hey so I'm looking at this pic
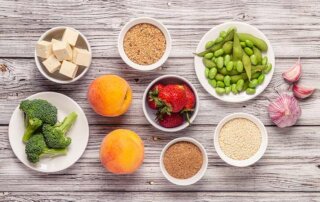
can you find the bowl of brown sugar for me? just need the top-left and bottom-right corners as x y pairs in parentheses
(160, 137), (208, 186)
(118, 17), (172, 71)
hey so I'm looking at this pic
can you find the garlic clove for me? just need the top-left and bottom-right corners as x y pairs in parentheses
(282, 58), (302, 83)
(293, 84), (315, 99)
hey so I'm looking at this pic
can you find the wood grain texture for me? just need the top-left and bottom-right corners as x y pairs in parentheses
(1, 192), (320, 202)
(0, 58), (319, 126)
(0, 0), (320, 58)
(1, 125), (319, 192)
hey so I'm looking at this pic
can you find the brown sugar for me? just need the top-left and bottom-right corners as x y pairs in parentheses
(123, 23), (166, 65)
(163, 141), (203, 179)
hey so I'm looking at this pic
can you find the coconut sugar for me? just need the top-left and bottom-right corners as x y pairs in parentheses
(219, 118), (261, 160)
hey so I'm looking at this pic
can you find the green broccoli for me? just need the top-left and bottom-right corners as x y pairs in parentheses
(25, 133), (67, 163)
(20, 99), (58, 142)
(43, 112), (78, 149)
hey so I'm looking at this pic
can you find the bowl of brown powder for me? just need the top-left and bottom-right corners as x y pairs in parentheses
(118, 17), (172, 71)
(160, 137), (208, 186)
(214, 113), (268, 167)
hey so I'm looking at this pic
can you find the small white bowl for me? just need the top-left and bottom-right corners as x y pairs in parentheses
(142, 75), (199, 132)
(118, 17), (172, 71)
(214, 113), (268, 167)
(160, 137), (208, 186)
(35, 26), (92, 84)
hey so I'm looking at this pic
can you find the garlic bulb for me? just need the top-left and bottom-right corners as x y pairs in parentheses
(282, 58), (302, 83)
(268, 94), (301, 128)
(293, 84), (315, 99)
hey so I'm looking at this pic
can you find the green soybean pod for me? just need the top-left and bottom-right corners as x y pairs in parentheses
(236, 79), (244, 91)
(203, 58), (216, 69)
(205, 68), (209, 78)
(220, 31), (227, 38)
(242, 53), (252, 81)
(222, 41), (233, 54)
(196, 49), (210, 57)
(236, 60), (244, 73)
(229, 69), (239, 76)
(205, 41), (215, 49)
(225, 86), (231, 94)
(253, 46), (262, 64)
(224, 54), (231, 66)
(216, 56), (224, 69)
(226, 61), (234, 71)
(217, 81), (225, 88)
(208, 67), (218, 79)
(231, 84), (238, 94)
(245, 40), (254, 48)
(246, 88), (256, 95)
(224, 75), (231, 87)
(251, 65), (266, 73)
(219, 67), (227, 75)
(215, 87), (225, 95)
(262, 56), (268, 65)
(230, 75), (242, 83)
(211, 56), (216, 62)
(214, 49), (224, 57)
(240, 41), (246, 48)
(257, 74), (265, 84)
(209, 79), (217, 88)
(204, 52), (214, 59)
(249, 79), (259, 88)
(252, 72), (261, 79)
(243, 80), (249, 91)
(264, 63), (272, 74)
(250, 55), (258, 65)
(215, 37), (224, 44)
(215, 73), (224, 81)
(233, 33), (243, 61)
(238, 33), (268, 51)
(244, 47), (253, 56)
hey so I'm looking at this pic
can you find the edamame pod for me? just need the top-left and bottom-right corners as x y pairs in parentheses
(257, 74), (265, 84)
(264, 63), (272, 74)
(230, 74), (246, 83)
(262, 56), (268, 65)
(242, 53), (252, 80)
(224, 75), (231, 87)
(225, 86), (231, 94)
(240, 41), (246, 48)
(245, 40), (254, 48)
(214, 49), (224, 57)
(243, 80), (249, 91)
(238, 33), (268, 51)
(231, 84), (238, 94)
(215, 37), (223, 44)
(217, 81), (225, 88)
(226, 61), (234, 71)
(205, 68), (209, 78)
(215, 73), (224, 81)
(251, 65), (266, 73)
(236, 60), (244, 73)
(233, 33), (243, 61)
(244, 47), (253, 56)
(215, 87), (225, 95)
(253, 46), (262, 64)
(219, 67), (227, 75)
(208, 67), (218, 79)
(252, 72), (261, 79)
(220, 31), (227, 38)
(203, 58), (216, 69)
(204, 52), (214, 59)
(216, 57), (224, 69)
(236, 79), (244, 91)
(222, 41), (233, 54)
(224, 54), (231, 66)
(250, 55), (258, 65)
(246, 88), (256, 95)
(209, 79), (217, 88)
(205, 41), (215, 49)
(249, 79), (259, 88)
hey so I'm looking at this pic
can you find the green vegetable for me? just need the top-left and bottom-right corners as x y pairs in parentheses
(25, 133), (67, 163)
(22, 118), (42, 144)
(240, 41), (246, 48)
(215, 87), (225, 95)
(205, 41), (215, 49)
(203, 58), (216, 69)
(204, 52), (214, 59)
(214, 49), (224, 57)
(250, 55), (258, 65)
(253, 46), (262, 64)
(238, 33), (268, 51)
(252, 72), (261, 79)
(233, 33), (243, 61)
(224, 54), (231, 66)
(251, 65), (266, 73)
(231, 84), (238, 94)
(225, 86), (231, 94)
(243, 80), (249, 91)
(249, 79), (259, 88)
(222, 41), (233, 54)
(244, 47), (253, 56)
(230, 74), (244, 83)
(236, 60), (243, 72)
(226, 61), (234, 71)
(205, 68), (209, 78)
(257, 74), (265, 84)
(262, 56), (268, 65)
(219, 67), (227, 75)
(208, 79), (217, 87)
(264, 63), (272, 74)
(217, 81), (225, 88)
(208, 68), (218, 79)
(242, 53), (252, 80)
(215, 36), (224, 44)
(220, 31), (227, 38)
(224, 75), (231, 87)
(43, 112), (78, 149)
(246, 88), (256, 95)
(236, 79), (244, 91)
(216, 57), (224, 69)
(245, 40), (254, 48)
(215, 73), (224, 81)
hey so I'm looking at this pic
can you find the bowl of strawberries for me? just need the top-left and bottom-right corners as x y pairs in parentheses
(142, 75), (199, 132)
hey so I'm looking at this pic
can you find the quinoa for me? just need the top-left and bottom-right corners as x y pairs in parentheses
(123, 23), (166, 65)
(219, 118), (261, 160)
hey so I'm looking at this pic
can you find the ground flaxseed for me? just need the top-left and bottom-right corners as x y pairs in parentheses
(123, 23), (166, 65)
(219, 118), (261, 160)
(163, 141), (203, 179)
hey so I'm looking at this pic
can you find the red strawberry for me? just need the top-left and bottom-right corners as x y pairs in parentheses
(147, 84), (165, 110)
(158, 84), (187, 113)
(183, 84), (195, 110)
(159, 113), (184, 128)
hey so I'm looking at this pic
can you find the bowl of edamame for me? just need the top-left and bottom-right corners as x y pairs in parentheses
(194, 21), (275, 102)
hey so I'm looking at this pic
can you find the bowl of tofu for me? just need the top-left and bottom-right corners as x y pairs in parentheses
(35, 26), (92, 84)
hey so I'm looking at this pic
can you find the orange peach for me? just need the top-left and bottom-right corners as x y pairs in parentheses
(88, 75), (132, 117)
(100, 129), (144, 174)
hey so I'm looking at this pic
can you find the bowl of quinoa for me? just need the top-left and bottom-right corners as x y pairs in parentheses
(118, 17), (172, 71)
(214, 113), (268, 167)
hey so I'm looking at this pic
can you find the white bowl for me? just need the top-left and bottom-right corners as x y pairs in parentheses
(142, 75), (199, 132)
(194, 21), (275, 102)
(214, 113), (268, 167)
(35, 26), (92, 84)
(118, 17), (172, 71)
(8, 92), (90, 173)
(160, 137), (208, 186)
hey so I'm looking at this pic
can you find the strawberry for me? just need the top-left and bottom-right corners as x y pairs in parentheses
(147, 84), (164, 110)
(183, 84), (195, 110)
(158, 113), (184, 128)
(158, 84), (187, 113)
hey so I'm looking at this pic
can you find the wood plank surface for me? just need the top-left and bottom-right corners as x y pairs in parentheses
(0, 0), (320, 58)
(0, 58), (319, 126)
(1, 125), (319, 192)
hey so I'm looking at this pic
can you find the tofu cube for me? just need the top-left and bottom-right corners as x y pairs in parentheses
(51, 38), (60, 44)
(36, 41), (52, 58)
(59, 60), (78, 79)
(52, 41), (73, 61)
(62, 28), (79, 46)
(42, 55), (61, 73)
(72, 48), (91, 67)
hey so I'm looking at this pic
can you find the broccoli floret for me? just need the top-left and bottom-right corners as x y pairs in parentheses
(25, 133), (67, 163)
(20, 99), (58, 126)
(22, 118), (42, 143)
(43, 112), (77, 149)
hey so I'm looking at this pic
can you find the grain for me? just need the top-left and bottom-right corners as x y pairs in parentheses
(123, 23), (166, 65)
(219, 118), (261, 160)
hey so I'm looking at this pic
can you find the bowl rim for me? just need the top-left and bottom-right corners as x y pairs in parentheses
(160, 137), (208, 186)
(34, 26), (92, 84)
(213, 112), (268, 167)
(118, 17), (172, 71)
(194, 21), (275, 103)
(142, 74), (199, 132)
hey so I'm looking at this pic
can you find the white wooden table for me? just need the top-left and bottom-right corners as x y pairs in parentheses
(0, 0), (319, 201)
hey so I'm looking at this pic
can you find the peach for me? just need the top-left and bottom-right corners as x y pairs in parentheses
(88, 75), (132, 117)
(100, 129), (144, 174)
